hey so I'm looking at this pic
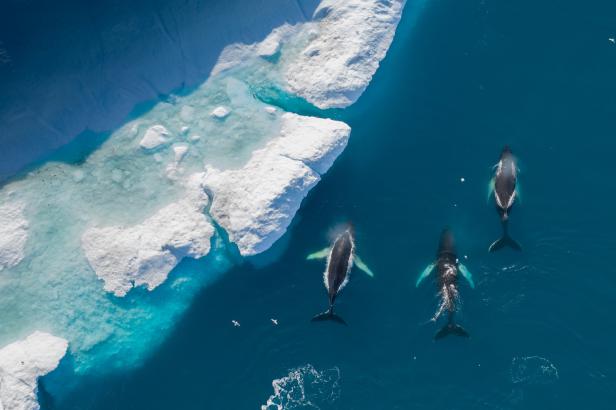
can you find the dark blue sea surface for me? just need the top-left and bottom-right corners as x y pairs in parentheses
(43, 0), (616, 408)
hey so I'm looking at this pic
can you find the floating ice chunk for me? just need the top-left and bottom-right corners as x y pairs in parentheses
(211, 106), (231, 119)
(173, 144), (189, 163)
(0, 200), (28, 271)
(203, 113), (350, 256)
(189, 135), (201, 142)
(180, 126), (190, 135)
(0, 332), (68, 410)
(284, 0), (406, 109)
(264, 106), (277, 115)
(139, 125), (171, 150)
(82, 174), (214, 296)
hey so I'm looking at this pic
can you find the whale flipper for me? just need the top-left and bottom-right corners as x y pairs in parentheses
(489, 235), (522, 252)
(416, 262), (435, 287)
(458, 264), (475, 289)
(515, 184), (522, 204)
(434, 323), (469, 340)
(306, 247), (330, 260)
(353, 255), (374, 277)
(311, 308), (347, 325)
(487, 177), (495, 203)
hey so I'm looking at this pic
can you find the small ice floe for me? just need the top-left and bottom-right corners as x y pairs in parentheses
(609, 38), (615, 44)
(264, 106), (277, 115)
(211, 106), (231, 119)
(270, 318), (278, 325)
(232, 320), (240, 327)
(180, 126), (190, 135)
(460, 177), (465, 183)
(140, 125), (170, 150)
(464, 255), (468, 260)
(189, 135), (201, 142)
(173, 144), (189, 163)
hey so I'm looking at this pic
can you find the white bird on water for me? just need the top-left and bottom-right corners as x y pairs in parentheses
(232, 320), (240, 327)
(270, 318), (278, 325)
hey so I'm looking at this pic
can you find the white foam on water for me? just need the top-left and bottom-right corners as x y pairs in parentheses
(261, 364), (341, 410)
(511, 356), (559, 385)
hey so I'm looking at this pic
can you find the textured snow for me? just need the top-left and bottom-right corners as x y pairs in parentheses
(82, 174), (214, 297)
(203, 113), (350, 255)
(139, 125), (171, 150)
(284, 0), (406, 108)
(0, 200), (28, 271)
(0, 332), (68, 410)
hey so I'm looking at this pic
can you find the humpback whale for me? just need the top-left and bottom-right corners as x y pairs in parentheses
(488, 146), (522, 252)
(416, 229), (474, 339)
(307, 225), (373, 325)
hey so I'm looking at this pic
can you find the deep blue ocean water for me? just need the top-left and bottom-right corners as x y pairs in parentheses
(30, 0), (616, 408)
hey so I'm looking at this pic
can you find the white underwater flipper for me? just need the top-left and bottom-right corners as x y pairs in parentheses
(353, 255), (374, 277)
(458, 263), (475, 289)
(487, 177), (495, 203)
(416, 262), (435, 287)
(306, 247), (330, 260)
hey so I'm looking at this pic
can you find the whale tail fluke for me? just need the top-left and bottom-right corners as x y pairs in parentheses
(434, 323), (469, 340)
(311, 308), (347, 325)
(489, 234), (522, 252)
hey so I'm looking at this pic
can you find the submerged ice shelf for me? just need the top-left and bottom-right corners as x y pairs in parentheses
(0, 0), (412, 407)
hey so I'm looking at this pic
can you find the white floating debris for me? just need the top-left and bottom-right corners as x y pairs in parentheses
(173, 144), (189, 163)
(609, 38), (615, 44)
(464, 255), (468, 260)
(460, 177), (465, 182)
(140, 124), (171, 150)
(271, 318), (278, 325)
(232, 320), (240, 327)
(211, 106), (231, 119)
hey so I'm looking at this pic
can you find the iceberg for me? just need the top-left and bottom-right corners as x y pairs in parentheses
(204, 113), (350, 256)
(283, 0), (407, 109)
(0, 0), (417, 406)
(82, 174), (215, 297)
(0, 332), (68, 410)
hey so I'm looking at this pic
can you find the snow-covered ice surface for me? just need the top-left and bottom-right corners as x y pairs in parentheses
(0, 0), (415, 406)
(0, 332), (68, 410)
(204, 113), (349, 256)
(0, 199), (28, 271)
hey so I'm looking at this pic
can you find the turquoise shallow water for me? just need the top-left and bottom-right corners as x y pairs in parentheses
(8, 0), (616, 408)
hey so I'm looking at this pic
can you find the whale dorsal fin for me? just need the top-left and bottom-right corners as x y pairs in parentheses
(416, 262), (435, 287)
(458, 263), (475, 289)
(306, 247), (330, 260)
(353, 255), (374, 277)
